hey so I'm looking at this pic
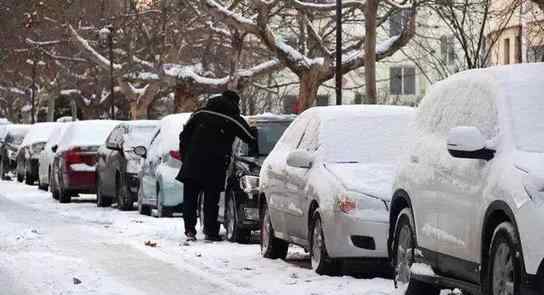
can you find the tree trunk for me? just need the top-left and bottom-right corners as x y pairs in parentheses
(365, 0), (378, 105)
(174, 86), (200, 113)
(297, 72), (321, 112)
(129, 102), (149, 119)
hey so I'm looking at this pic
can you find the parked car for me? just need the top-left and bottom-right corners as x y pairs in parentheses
(0, 124), (31, 180)
(136, 113), (192, 217)
(216, 114), (295, 243)
(389, 63), (544, 295)
(50, 120), (119, 203)
(38, 123), (71, 190)
(258, 105), (415, 275)
(15, 122), (61, 185)
(96, 120), (158, 210)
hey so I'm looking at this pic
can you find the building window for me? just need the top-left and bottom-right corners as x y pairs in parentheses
(514, 35), (522, 63)
(503, 38), (511, 65)
(316, 95), (329, 106)
(390, 66), (416, 95)
(528, 45), (544, 62)
(440, 35), (456, 65)
(389, 10), (410, 37)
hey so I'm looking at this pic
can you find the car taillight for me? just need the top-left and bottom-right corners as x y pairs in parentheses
(169, 150), (181, 161)
(338, 197), (357, 214)
(65, 148), (82, 164)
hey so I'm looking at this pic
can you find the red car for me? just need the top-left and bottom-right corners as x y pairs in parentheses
(50, 120), (119, 203)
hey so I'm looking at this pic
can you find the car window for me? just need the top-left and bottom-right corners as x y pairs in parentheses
(107, 126), (125, 146)
(147, 130), (161, 161)
(297, 117), (320, 152)
(279, 112), (311, 150)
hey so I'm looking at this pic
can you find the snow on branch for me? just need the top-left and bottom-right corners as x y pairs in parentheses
(383, 0), (413, 9)
(68, 25), (122, 72)
(205, 0), (259, 34)
(0, 85), (26, 96)
(292, 0), (366, 11)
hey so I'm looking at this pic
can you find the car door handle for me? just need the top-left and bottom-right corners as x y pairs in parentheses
(410, 155), (419, 164)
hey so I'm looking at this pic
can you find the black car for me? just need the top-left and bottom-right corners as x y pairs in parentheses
(217, 114), (294, 243)
(96, 121), (158, 210)
(0, 125), (30, 180)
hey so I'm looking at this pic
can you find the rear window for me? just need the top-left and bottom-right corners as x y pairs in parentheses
(58, 121), (119, 152)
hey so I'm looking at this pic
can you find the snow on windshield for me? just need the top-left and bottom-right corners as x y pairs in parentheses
(319, 106), (415, 163)
(3, 125), (31, 145)
(45, 123), (71, 152)
(124, 122), (158, 148)
(20, 122), (61, 147)
(159, 113), (192, 154)
(57, 120), (119, 152)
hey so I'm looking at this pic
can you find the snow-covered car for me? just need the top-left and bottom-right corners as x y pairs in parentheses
(259, 105), (415, 275)
(15, 122), (61, 185)
(216, 114), (294, 243)
(38, 123), (71, 191)
(50, 120), (119, 203)
(96, 120), (158, 210)
(389, 63), (544, 295)
(0, 124), (31, 180)
(135, 113), (192, 217)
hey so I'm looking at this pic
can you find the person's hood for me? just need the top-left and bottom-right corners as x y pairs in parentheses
(325, 162), (397, 201)
(205, 96), (240, 117)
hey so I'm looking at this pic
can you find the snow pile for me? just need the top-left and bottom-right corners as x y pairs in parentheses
(57, 120), (120, 152)
(410, 263), (436, 277)
(19, 122), (61, 148)
(422, 224), (465, 247)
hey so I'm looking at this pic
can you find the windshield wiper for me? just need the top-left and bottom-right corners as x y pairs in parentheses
(334, 161), (359, 164)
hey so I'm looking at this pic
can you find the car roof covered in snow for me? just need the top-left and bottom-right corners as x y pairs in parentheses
(19, 122), (62, 148)
(246, 113), (296, 123)
(1, 124), (31, 140)
(57, 120), (120, 152)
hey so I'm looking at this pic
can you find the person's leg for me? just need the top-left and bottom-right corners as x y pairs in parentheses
(182, 180), (200, 238)
(203, 188), (221, 238)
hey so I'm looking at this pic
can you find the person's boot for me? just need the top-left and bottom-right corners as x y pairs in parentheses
(186, 232), (197, 242)
(204, 234), (223, 242)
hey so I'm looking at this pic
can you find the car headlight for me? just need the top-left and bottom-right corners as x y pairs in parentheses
(337, 191), (389, 216)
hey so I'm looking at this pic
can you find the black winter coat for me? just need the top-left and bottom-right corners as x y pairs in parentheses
(175, 96), (256, 190)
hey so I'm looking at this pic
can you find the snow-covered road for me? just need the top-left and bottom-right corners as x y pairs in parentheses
(0, 180), (401, 295)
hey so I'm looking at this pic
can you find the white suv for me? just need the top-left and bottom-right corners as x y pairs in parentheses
(389, 63), (543, 295)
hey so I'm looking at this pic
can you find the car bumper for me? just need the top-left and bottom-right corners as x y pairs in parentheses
(237, 193), (260, 230)
(64, 172), (96, 193)
(158, 165), (183, 207)
(323, 211), (389, 259)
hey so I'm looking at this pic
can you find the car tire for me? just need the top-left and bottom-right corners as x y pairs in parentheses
(50, 170), (59, 200)
(225, 191), (251, 243)
(310, 211), (340, 275)
(38, 179), (48, 191)
(138, 186), (151, 216)
(116, 174), (132, 211)
(58, 181), (72, 204)
(260, 202), (288, 259)
(487, 222), (522, 295)
(393, 208), (440, 295)
(24, 160), (33, 185)
(96, 174), (112, 207)
(16, 170), (24, 182)
(156, 183), (172, 218)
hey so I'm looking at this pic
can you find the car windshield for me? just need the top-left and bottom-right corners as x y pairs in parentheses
(256, 121), (292, 155)
(321, 113), (413, 164)
(125, 125), (157, 148)
(509, 90), (544, 153)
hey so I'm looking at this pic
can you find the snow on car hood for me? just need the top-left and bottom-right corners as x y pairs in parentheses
(325, 163), (396, 201)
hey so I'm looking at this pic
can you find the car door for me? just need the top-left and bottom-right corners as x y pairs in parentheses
(433, 88), (498, 280)
(283, 116), (320, 241)
(265, 113), (311, 239)
(102, 126), (123, 196)
(141, 130), (161, 205)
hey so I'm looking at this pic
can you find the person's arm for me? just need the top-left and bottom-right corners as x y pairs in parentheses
(179, 113), (198, 154)
(233, 115), (256, 144)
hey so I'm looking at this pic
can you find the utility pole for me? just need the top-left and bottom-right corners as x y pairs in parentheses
(31, 51), (36, 124)
(335, 0), (343, 106)
(100, 23), (115, 119)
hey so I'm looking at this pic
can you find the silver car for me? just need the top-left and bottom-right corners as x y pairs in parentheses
(259, 105), (415, 275)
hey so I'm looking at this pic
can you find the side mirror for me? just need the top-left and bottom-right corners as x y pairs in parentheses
(51, 145), (58, 153)
(133, 146), (147, 159)
(286, 150), (314, 169)
(447, 126), (495, 161)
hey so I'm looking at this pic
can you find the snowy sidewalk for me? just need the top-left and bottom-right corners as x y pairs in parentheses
(0, 180), (399, 295)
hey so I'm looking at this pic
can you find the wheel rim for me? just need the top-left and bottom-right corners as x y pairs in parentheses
(492, 242), (515, 295)
(311, 218), (323, 270)
(261, 208), (271, 253)
(395, 223), (413, 286)
(226, 197), (235, 239)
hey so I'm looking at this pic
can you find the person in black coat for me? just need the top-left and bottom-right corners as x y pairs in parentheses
(176, 90), (256, 241)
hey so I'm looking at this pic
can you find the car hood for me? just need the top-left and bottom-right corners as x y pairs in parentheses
(325, 163), (397, 201)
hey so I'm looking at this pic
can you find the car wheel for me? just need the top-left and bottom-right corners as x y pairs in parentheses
(260, 202), (288, 259)
(156, 183), (172, 218)
(96, 174), (112, 207)
(24, 160), (33, 185)
(487, 222), (521, 295)
(137, 184), (151, 216)
(58, 179), (72, 204)
(50, 170), (59, 200)
(310, 211), (339, 275)
(225, 191), (251, 243)
(393, 208), (440, 295)
(116, 175), (132, 211)
(38, 178), (48, 191)
(16, 168), (24, 182)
